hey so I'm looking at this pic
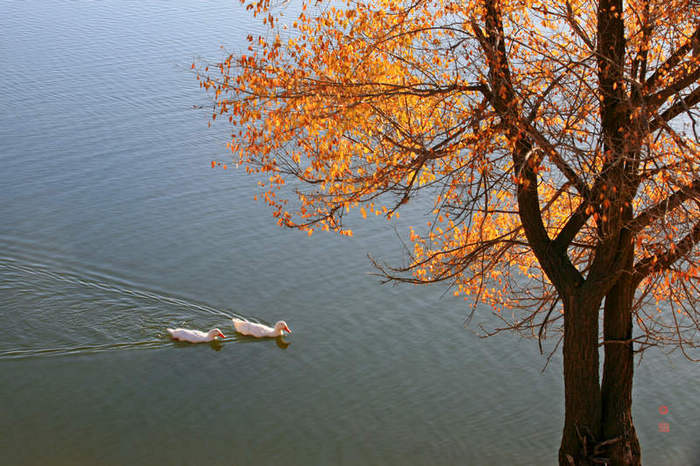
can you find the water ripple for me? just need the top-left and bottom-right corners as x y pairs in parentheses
(0, 255), (253, 359)
(0, 339), (166, 360)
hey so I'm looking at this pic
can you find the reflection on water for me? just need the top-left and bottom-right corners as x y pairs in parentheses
(276, 337), (291, 349)
(231, 333), (292, 348)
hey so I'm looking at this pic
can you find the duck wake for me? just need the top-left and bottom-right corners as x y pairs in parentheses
(0, 256), (249, 360)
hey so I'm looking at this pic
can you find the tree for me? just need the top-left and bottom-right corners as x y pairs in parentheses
(196, 0), (700, 464)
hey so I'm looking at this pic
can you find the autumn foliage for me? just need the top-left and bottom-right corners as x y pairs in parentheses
(197, 0), (699, 464)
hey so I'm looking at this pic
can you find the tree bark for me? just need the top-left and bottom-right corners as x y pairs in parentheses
(559, 294), (603, 466)
(601, 232), (642, 465)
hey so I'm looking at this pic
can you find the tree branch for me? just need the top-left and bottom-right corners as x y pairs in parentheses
(628, 178), (700, 235)
(646, 66), (700, 113)
(474, 1), (584, 295)
(645, 24), (700, 91)
(553, 201), (591, 252)
(633, 220), (700, 284)
(649, 86), (700, 132)
(564, 1), (595, 52)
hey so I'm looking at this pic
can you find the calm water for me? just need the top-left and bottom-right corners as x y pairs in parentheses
(0, 1), (697, 464)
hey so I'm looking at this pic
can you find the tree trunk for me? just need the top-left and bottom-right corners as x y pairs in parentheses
(601, 236), (641, 465)
(559, 294), (603, 465)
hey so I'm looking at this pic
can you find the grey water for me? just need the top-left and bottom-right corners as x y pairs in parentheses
(0, 1), (697, 464)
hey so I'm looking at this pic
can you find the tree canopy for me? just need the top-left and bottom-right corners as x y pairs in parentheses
(199, 0), (698, 351)
(197, 0), (699, 463)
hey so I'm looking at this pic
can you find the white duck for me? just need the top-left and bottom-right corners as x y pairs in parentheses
(167, 327), (225, 343)
(232, 318), (291, 338)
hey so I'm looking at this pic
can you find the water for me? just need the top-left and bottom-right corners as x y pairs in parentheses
(0, 1), (697, 464)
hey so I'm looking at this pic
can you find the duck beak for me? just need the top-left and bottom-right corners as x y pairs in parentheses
(219, 332), (226, 338)
(283, 325), (291, 334)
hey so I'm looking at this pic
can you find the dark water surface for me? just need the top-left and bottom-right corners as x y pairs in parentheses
(0, 1), (697, 464)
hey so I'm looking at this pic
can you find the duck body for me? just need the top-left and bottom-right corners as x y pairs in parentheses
(232, 318), (291, 338)
(167, 327), (225, 343)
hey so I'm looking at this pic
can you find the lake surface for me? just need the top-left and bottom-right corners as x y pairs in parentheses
(0, 1), (698, 464)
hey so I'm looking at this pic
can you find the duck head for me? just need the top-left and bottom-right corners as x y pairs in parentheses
(274, 321), (291, 335)
(208, 328), (226, 339)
